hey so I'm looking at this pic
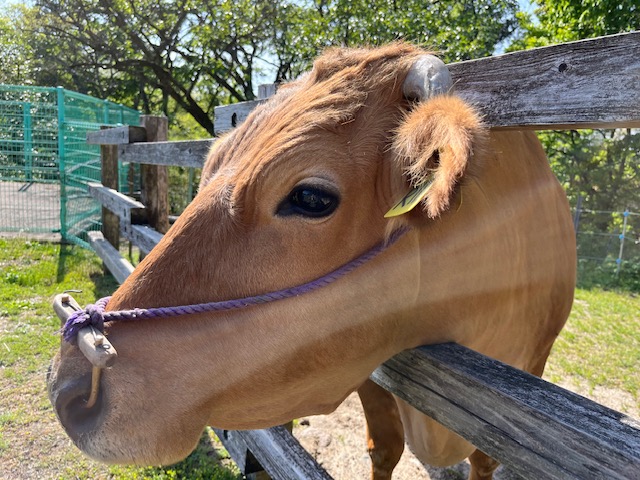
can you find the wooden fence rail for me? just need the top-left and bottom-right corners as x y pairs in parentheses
(372, 345), (640, 479)
(215, 31), (640, 134)
(84, 32), (640, 479)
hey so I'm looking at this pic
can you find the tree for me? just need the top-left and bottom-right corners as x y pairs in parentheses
(513, 0), (639, 48)
(0, 6), (35, 85)
(269, 0), (519, 75)
(539, 130), (640, 217)
(26, 0), (286, 134)
(9, 0), (521, 134)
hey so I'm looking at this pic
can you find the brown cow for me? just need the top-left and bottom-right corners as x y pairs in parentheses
(47, 44), (576, 480)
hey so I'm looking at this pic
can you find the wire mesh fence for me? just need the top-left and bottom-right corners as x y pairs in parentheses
(0, 85), (139, 246)
(0, 86), (60, 236)
(574, 208), (640, 290)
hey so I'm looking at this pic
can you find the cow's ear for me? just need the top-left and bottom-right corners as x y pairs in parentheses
(392, 94), (486, 218)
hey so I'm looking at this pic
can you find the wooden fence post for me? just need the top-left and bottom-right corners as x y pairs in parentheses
(140, 115), (170, 234)
(100, 127), (120, 251)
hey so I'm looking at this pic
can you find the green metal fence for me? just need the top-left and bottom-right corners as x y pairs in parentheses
(0, 85), (139, 247)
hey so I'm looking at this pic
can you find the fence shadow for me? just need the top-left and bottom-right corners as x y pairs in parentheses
(54, 242), (120, 298)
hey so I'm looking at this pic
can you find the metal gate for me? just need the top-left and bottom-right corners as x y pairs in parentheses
(0, 85), (139, 247)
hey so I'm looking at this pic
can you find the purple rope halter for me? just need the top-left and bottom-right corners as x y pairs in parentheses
(62, 227), (410, 343)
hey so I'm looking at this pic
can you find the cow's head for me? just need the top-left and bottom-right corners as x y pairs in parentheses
(48, 44), (485, 465)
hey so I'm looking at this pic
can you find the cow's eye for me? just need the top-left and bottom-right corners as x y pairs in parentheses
(277, 185), (339, 218)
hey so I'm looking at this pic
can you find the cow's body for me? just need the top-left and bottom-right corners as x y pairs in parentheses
(48, 44), (575, 480)
(361, 127), (576, 478)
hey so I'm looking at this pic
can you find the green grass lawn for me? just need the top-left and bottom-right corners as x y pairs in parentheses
(0, 237), (638, 479)
(545, 288), (640, 399)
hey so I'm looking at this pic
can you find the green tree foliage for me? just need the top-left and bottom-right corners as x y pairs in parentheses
(2, 0), (519, 134)
(513, 0), (639, 47)
(27, 0), (289, 134)
(309, 0), (518, 62)
(0, 6), (35, 85)
(539, 130), (640, 215)
(269, 0), (518, 79)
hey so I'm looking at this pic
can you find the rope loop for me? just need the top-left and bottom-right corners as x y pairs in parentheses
(61, 227), (410, 343)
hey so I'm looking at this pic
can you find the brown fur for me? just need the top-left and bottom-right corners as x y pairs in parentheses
(48, 44), (576, 479)
(393, 95), (487, 218)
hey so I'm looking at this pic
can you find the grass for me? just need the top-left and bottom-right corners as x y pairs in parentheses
(0, 238), (241, 480)
(0, 237), (638, 479)
(545, 288), (640, 398)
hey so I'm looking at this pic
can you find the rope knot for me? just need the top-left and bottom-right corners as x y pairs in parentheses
(61, 300), (107, 343)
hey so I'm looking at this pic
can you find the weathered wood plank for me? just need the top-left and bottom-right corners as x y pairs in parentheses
(123, 224), (163, 255)
(215, 101), (265, 134)
(87, 126), (147, 145)
(258, 84), (277, 100)
(372, 343), (640, 480)
(86, 180), (162, 255)
(118, 139), (212, 168)
(212, 428), (267, 475)
(87, 182), (144, 223)
(99, 132), (121, 250)
(215, 32), (640, 133)
(451, 31), (640, 130)
(87, 231), (134, 285)
(223, 426), (333, 480)
(139, 116), (170, 235)
(213, 426), (334, 479)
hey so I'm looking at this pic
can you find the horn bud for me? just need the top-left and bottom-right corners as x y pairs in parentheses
(403, 55), (453, 101)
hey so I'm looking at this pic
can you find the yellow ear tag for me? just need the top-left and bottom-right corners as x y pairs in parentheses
(384, 181), (433, 218)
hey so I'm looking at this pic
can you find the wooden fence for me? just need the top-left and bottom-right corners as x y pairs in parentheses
(85, 32), (640, 479)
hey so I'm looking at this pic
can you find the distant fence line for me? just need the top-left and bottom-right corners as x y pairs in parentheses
(573, 207), (639, 276)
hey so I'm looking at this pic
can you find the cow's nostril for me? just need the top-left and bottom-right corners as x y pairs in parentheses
(55, 373), (104, 443)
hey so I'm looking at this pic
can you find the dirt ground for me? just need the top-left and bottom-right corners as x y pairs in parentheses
(0, 181), (60, 234)
(293, 380), (639, 480)
(294, 392), (521, 480)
